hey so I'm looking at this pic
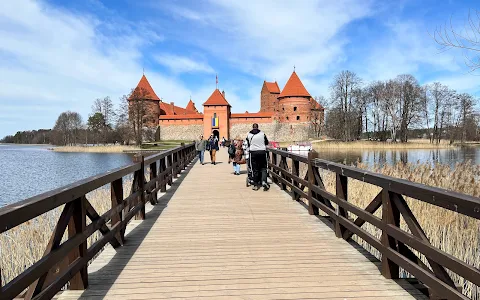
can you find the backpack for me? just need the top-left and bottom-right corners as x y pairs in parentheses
(228, 143), (236, 156)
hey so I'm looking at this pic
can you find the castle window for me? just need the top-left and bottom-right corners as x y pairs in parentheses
(294, 106), (297, 111)
(296, 116), (300, 121)
(282, 107), (285, 111)
(286, 116), (289, 120)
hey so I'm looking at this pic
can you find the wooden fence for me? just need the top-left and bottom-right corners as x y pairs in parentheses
(0, 143), (196, 300)
(268, 147), (480, 300)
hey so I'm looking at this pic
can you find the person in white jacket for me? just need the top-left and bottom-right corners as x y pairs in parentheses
(246, 123), (270, 191)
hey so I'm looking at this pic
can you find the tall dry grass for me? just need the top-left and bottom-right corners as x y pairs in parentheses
(310, 161), (480, 299)
(312, 140), (455, 149)
(52, 145), (139, 153)
(0, 180), (133, 289)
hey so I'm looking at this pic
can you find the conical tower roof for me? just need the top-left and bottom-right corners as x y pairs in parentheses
(203, 89), (230, 106)
(131, 74), (160, 101)
(279, 71), (311, 98)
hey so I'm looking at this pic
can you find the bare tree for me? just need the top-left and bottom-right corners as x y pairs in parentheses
(330, 70), (363, 141)
(125, 87), (156, 145)
(92, 97), (115, 143)
(457, 93), (475, 144)
(53, 111), (83, 145)
(432, 10), (480, 72)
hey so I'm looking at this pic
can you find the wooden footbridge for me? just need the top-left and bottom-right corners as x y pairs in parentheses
(1, 143), (479, 299)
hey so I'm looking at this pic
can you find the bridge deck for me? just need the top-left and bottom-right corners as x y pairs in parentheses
(59, 150), (426, 300)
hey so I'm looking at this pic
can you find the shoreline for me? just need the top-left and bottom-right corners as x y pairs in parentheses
(309, 140), (459, 149)
(51, 145), (140, 153)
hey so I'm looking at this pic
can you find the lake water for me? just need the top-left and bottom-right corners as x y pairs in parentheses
(312, 146), (480, 167)
(0, 144), (132, 206)
(1, 144), (479, 207)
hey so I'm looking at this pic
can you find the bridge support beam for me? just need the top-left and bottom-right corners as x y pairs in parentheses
(381, 189), (400, 279)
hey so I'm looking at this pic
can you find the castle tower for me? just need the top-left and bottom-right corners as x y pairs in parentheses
(260, 81), (280, 112)
(129, 74), (161, 127)
(203, 89), (231, 139)
(277, 71), (311, 123)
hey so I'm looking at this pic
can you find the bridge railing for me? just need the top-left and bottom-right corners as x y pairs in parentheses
(0, 143), (196, 300)
(267, 147), (480, 300)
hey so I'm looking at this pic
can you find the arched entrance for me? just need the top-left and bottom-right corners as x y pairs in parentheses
(212, 130), (220, 140)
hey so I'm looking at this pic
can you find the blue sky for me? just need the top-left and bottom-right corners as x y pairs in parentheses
(1, 0), (479, 138)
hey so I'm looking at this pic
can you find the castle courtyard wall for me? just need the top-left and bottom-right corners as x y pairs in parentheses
(159, 124), (203, 141)
(230, 122), (310, 142)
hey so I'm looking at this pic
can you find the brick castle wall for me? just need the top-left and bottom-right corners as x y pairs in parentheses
(230, 122), (310, 142)
(159, 124), (203, 141)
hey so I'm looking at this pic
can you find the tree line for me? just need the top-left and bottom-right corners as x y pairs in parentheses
(323, 70), (480, 143)
(1, 87), (157, 146)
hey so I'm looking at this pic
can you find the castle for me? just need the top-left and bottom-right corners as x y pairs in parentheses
(129, 71), (324, 142)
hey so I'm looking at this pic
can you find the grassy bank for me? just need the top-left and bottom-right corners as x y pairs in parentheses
(300, 161), (479, 299)
(312, 139), (456, 149)
(52, 145), (140, 153)
(0, 180), (134, 289)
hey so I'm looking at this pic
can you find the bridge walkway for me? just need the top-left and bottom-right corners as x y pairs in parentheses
(58, 149), (426, 300)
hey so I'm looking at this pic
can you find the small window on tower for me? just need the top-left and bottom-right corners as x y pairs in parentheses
(286, 116), (289, 120)
(282, 107), (285, 111)
(296, 116), (300, 121)
(294, 107), (297, 111)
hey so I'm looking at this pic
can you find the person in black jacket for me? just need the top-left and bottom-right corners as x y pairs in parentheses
(246, 123), (269, 191)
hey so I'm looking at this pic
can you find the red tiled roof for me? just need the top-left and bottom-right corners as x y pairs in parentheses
(231, 112), (274, 118)
(159, 114), (203, 120)
(186, 99), (199, 113)
(279, 71), (311, 98)
(265, 81), (280, 94)
(310, 98), (325, 110)
(203, 89), (230, 106)
(130, 74), (160, 101)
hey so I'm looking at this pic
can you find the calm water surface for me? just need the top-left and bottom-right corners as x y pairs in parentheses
(311, 146), (480, 167)
(0, 144), (132, 206)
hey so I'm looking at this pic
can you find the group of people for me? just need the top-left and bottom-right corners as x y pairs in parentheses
(194, 134), (219, 165)
(194, 123), (270, 191)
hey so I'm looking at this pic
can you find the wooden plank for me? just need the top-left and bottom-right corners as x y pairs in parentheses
(58, 149), (424, 300)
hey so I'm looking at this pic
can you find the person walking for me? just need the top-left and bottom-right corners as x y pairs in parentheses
(246, 123), (270, 191)
(207, 134), (219, 165)
(228, 138), (245, 175)
(195, 135), (207, 165)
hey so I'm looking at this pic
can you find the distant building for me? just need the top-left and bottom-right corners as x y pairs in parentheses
(128, 71), (324, 141)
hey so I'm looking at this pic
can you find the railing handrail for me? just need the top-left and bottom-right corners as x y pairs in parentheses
(0, 142), (194, 234)
(267, 147), (480, 300)
(268, 147), (480, 220)
(0, 142), (196, 299)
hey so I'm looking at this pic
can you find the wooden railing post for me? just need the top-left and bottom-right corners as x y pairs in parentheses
(68, 197), (88, 290)
(160, 157), (167, 192)
(292, 159), (300, 200)
(173, 152), (178, 178)
(167, 154), (173, 185)
(150, 160), (158, 204)
(135, 156), (146, 220)
(381, 189), (400, 279)
(335, 174), (348, 238)
(307, 151), (319, 215)
(271, 153), (278, 184)
(180, 143), (185, 170)
(111, 177), (125, 245)
(280, 156), (287, 190)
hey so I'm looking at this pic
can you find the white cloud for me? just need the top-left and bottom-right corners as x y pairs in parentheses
(153, 54), (215, 74)
(0, 0), (198, 136)
(162, 0), (374, 82)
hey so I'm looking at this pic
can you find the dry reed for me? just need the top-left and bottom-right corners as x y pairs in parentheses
(52, 145), (139, 153)
(0, 180), (133, 289)
(310, 161), (480, 299)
